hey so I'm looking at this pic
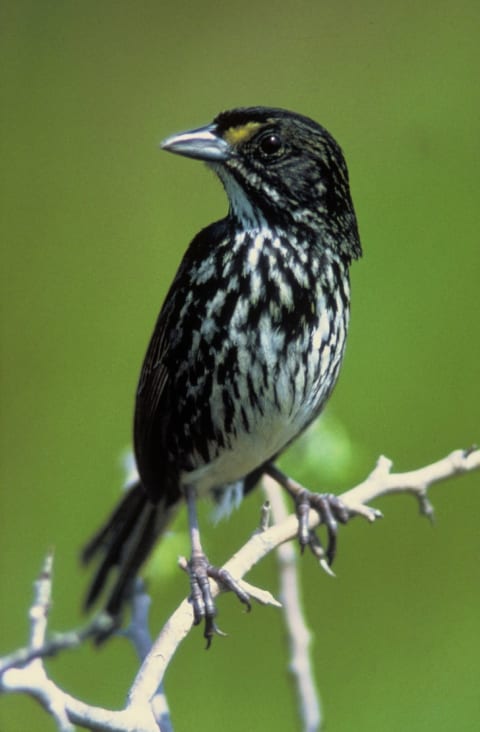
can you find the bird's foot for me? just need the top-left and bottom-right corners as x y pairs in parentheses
(188, 552), (251, 648)
(265, 464), (381, 570)
(296, 489), (382, 569)
(295, 490), (349, 567)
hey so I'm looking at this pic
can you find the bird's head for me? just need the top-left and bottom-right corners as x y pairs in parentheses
(161, 107), (361, 260)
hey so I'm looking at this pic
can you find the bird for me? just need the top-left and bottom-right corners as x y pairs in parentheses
(82, 106), (365, 645)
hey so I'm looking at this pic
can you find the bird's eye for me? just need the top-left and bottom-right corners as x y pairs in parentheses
(258, 133), (283, 157)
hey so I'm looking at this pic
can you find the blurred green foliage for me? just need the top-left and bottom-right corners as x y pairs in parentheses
(1, 1), (479, 730)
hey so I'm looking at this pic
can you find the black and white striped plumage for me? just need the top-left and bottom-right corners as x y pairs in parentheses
(83, 107), (362, 640)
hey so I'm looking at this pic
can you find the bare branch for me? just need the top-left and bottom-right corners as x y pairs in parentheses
(1, 557), (161, 732)
(1, 447), (478, 731)
(1, 553), (75, 732)
(263, 476), (323, 732)
(122, 580), (173, 732)
(128, 447), (480, 707)
(0, 616), (114, 676)
(341, 447), (480, 515)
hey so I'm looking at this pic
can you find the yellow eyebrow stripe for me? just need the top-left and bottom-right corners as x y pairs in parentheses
(224, 121), (263, 146)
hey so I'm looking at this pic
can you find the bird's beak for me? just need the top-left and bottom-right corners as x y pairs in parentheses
(161, 123), (231, 162)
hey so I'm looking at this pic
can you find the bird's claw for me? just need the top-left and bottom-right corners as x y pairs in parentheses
(295, 490), (352, 567)
(295, 490), (382, 568)
(188, 553), (251, 648)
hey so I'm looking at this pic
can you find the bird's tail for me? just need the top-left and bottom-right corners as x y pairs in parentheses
(81, 481), (177, 632)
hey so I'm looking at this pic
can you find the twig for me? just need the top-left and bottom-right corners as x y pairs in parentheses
(341, 448), (479, 514)
(123, 580), (173, 732)
(1, 553), (75, 732)
(263, 476), (323, 732)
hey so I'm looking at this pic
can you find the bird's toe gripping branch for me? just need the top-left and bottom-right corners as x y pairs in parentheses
(265, 464), (382, 571)
(187, 552), (251, 648)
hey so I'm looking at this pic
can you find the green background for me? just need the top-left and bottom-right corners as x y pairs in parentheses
(1, 1), (479, 730)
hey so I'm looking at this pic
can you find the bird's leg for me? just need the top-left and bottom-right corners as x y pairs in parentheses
(264, 464), (380, 567)
(185, 485), (218, 641)
(185, 485), (251, 647)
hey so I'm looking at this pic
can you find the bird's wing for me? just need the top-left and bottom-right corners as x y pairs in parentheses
(136, 311), (171, 417)
(133, 289), (179, 500)
(133, 218), (231, 500)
